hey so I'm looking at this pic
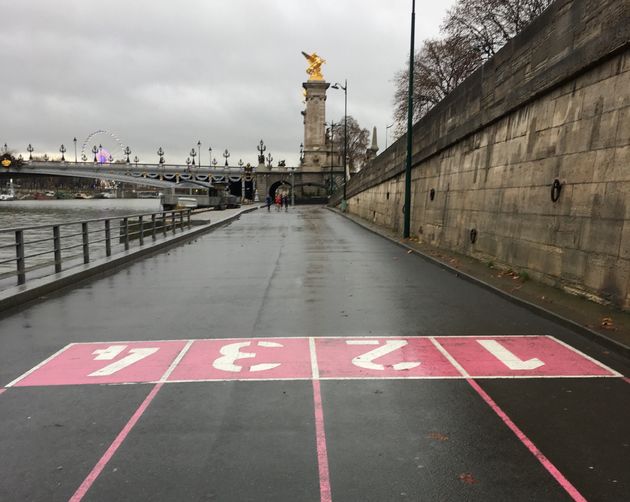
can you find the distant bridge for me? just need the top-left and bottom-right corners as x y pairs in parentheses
(1, 159), (344, 202)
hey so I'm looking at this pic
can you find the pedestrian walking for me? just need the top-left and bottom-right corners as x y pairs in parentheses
(282, 194), (289, 211)
(274, 193), (281, 211)
(265, 194), (272, 212)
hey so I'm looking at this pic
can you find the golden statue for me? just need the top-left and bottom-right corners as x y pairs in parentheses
(301, 51), (325, 81)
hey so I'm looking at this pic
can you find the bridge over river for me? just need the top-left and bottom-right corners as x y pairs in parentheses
(1, 159), (345, 206)
(0, 206), (628, 501)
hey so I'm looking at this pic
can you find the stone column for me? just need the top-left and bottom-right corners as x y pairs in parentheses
(302, 80), (330, 172)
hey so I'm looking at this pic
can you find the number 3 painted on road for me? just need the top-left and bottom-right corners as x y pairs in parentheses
(346, 340), (420, 371)
(213, 341), (283, 373)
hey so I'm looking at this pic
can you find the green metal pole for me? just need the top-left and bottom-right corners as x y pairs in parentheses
(343, 80), (348, 204)
(403, 0), (415, 238)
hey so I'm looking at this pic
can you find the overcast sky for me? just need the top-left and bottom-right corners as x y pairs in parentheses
(1, 0), (456, 166)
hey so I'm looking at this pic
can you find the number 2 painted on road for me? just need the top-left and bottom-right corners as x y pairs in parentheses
(88, 346), (159, 377)
(346, 340), (421, 371)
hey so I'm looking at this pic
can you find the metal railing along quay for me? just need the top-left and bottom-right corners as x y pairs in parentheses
(0, 209), (197, 287)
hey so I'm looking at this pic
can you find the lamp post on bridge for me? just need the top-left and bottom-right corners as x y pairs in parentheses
(157, 147), (165, 166)
(27, 144), (34, 161)
(208, 147), (212, 167)
(197, 140), (201, 167)
(124, 146), (131, 164)
(133, 156), (139, 168)
(266, 152), (273, 169)
(190, 147), (197, 166)
(59, 144), (66, 162)
(223, 149), (230, 167)
(73, 137), (77, 163)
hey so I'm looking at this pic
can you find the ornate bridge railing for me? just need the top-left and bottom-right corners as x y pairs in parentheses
(0, 208), (198, 288)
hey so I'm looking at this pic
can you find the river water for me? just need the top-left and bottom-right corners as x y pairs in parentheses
(0, 199), (162, 287)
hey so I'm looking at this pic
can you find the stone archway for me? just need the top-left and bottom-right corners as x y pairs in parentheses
(269, 180), (291, 199)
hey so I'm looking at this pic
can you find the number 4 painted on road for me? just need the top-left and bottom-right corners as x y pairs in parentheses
(89, 345), (159, 377)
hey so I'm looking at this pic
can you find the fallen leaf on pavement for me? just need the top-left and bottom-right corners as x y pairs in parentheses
(427, 432), (449, 441)
(458, 473), (478, 484)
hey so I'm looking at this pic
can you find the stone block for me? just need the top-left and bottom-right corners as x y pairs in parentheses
(560, 248), (588, 282)
(567, 182), (606, 217)
(552, 89), (584, 127)
(589, 110), (620, 150)
(615, 107), (630, 146)
(620, 220), (630, 260)
(578, 217), (623, 255)
(559, 151), (596, 183)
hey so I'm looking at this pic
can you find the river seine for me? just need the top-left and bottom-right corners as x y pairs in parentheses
(0, 199), (163, 286)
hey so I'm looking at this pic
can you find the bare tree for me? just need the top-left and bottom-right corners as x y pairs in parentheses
(443, 0), (553, 59)
(392, 36), (482, 135)
(329, 116), (370, 173)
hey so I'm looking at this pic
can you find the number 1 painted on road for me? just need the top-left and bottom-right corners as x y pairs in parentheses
(89, 346), (159, 377)
(477, 340), (544, 370)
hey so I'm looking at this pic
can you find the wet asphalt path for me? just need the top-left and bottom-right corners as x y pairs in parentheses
(0, 206), (629, 501)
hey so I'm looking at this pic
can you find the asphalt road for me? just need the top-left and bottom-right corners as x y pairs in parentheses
(0, 206), (629, 501)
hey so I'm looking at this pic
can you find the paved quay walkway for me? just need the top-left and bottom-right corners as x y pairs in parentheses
(0, 206), (629, 501)
(333, 208), (630, 352)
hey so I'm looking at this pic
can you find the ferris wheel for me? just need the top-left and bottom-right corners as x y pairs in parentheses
(80, 129), (126, 163)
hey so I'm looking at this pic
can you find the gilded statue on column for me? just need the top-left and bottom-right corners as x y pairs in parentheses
(301, 51), (325, 81)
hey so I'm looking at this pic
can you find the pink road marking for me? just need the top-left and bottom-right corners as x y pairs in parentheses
(167, 338), (312, 381)
(429, 338), (587, 502)
(12, 341), (188, 387)
(69, 382), (163, 502)
(435, 336), (616, 377)
(623, 377), (630, 384)
(0, 388), (6, 396)
(312, 379), (332, 502)
(315, 337), (460, 378)
(466, 378), (587, 502)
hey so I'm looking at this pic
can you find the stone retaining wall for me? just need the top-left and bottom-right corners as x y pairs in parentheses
(339, 0), (630, 309)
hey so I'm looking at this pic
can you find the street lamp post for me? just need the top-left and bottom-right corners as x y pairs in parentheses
(197, 140), (201, 167)
(157, 147), (165, 166)
(92, 145), (98, 163)
(124, 146), (131, 164)
(73, 137), (77, 163)
(266, 153), (273, 168)
(288, 167), (296, 206)
(332, 80), (348, 206)
(190, 148), (197, 166)
(328, 122), (335, 196)
(208, 147), (212, 167)
(223, 149), (230, 166)
(59, 144), (66, 162)
(27, 144), (34, 161)
(403, 0), (416, 238)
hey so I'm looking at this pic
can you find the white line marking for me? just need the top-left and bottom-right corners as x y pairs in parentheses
(429, 337), (471, 377)
(59, 334), (547, 345)
(309, 337), (320, 380)
(547, 336), (622, 376)
(5, 344), (75, 387)
(159, 340), (194, 382)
